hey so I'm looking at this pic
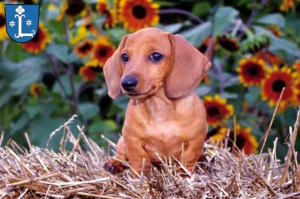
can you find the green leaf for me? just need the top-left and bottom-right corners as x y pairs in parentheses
(29, 116), (65, 148)
(52, 74), (81, 97)
(79, 103), (100, 120)
(180, 22), (212, 46)
(246, 2), (263, 10)
(26, 105), (41, 119)
(10, 113), (30, 135)
(270, 37), (300, 58)
(213, 6), (239, 35)
(106, 28), (128, 45)
(46, 44), (70, 63)
(4, 41), (26, 62)
(52, 75), (72, 96)
(256, 13), (285, 28)
(10, 65), (42, 89)
(191, 2), (210, 17)
(160, 22), (184, 33)
(194, 85), (212, 97)
(245, 86), (261, 106)
(155, 1), (176, 6)
(286, 16), (300, 35)
(220, 92), (239, 99)
(89, 120), (118, 134)
(0, 86), (20, 108)
(47, 20), (65, 43)
(0, 58), (44, 96)
(113, 95), (129, 110)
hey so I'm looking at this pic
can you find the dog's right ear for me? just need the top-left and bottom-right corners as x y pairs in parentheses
(103, 36), (128, 99)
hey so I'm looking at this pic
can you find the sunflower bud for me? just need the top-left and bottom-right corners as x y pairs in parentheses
(216, 34), (240, 52)
(241, 35), (271, 54)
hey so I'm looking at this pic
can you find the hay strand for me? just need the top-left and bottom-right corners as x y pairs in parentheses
(1, 112), (300, 198)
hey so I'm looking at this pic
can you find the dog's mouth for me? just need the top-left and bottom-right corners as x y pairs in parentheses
(125, 85), (158, 99)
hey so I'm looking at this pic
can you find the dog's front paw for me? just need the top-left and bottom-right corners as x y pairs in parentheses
(104, 159), (126, 174)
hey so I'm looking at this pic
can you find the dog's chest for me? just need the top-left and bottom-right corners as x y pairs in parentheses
(142, 118), (192, 158)
(145, 119), (183, 143)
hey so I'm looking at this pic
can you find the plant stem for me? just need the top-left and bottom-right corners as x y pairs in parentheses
(214, 59), (225, 94)
(45, 52), (68, 98)
(62, 18), (78, 114)
(160, 9), (203, 24)
(231, 19), (242, 37)
(238, 0), (268, 39)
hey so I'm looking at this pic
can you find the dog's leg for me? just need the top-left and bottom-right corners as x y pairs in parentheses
(179, 133), (206, 175)
(104, 136), (127, 174)
(126, 140), (151, 177)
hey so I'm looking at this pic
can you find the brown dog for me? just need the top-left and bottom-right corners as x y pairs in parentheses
(103, 28), (211, 176)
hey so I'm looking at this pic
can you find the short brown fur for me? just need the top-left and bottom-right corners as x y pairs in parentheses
(103, 28), (211, 176)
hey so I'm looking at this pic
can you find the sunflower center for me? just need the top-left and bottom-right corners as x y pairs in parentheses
(66, 0), (85, 16)
(98, 49), (107, 57)
(0, 14), (5, 27)
(132, 5), (147, 19)
(229, 133), (246, 150)
(207, 107), (220, 117)
(80, 43), (92, 52)
(247, 65), (259, 76)
(34, 86), (42, 95)
(272, 79), (286, 93)
(23, 0), (35, 4)
(32, 32), (40, 42)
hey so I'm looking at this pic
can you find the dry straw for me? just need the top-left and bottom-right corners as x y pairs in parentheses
(1, 106), (300, 198)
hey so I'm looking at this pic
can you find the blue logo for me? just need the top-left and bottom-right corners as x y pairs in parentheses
(5, 4), (40, 43)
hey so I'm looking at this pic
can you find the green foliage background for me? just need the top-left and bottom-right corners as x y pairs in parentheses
(0, 0), (300, 158)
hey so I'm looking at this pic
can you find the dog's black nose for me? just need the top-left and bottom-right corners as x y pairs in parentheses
(121, 76), (138, 92)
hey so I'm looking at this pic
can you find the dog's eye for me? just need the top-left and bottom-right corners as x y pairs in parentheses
(121, 53), (129, 63)
(149, 52), (163, 63)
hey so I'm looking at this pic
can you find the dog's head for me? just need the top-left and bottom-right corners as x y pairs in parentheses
(103, 28), (211, 99)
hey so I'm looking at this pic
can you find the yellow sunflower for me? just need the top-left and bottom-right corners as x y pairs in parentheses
(119, 0), (159, 32)
(57, 0), (86, 27)
(207, 126), (228, 145)
(228, 124), (258, 155)
(237, 57), (270, 87)
(255, 50), (283, 66)
(82, 16), (99, 36)
(75, 39), (94, 58)
(293, 59), (300, 74)
(280, 0), (295, 12)
(293, 80), (300, 106)
(0, 3), (8, 41)
(70, 25), (88, 45)
(29, 83), (44, 98)
(261, 66), (295, 108)
(96, 0), (107, 15)
(207, 125), (258, 155)
(96, 0), (118, 28)
(79, 65), (97, 82)
(203, 95), (234, 126)
(267, 25), (282, 37)
(87, 37), (115, 67)
(21, 23), (51, 54)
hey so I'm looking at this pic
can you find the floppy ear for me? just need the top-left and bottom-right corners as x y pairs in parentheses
(165, 34), (212, 99)
(103, 36), (128, 99)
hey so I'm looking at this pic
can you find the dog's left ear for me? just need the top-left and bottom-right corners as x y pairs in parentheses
(165, 34), (212, 99)
(103, 36), (128, 99)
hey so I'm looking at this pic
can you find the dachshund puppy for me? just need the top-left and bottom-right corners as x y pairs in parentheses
(103, 28), (211, 176)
